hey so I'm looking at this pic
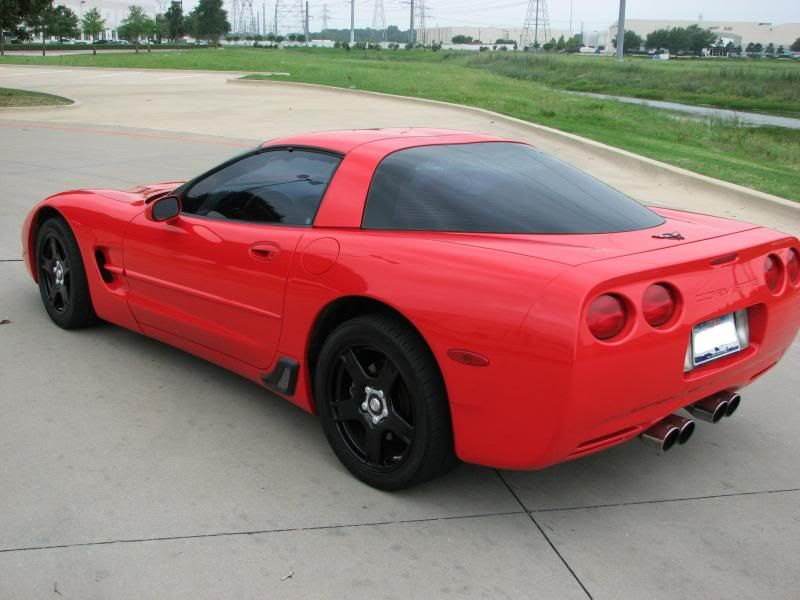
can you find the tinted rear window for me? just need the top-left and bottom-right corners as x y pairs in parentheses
(363, 142), (664, 234)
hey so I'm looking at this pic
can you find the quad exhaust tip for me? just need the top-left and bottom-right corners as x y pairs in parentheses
(686, 391), (741, 423)
(661, 414), (695, 445)
(640, 419), (682, 453)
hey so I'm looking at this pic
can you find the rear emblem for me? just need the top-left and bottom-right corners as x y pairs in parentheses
(652, 231), (685, 240)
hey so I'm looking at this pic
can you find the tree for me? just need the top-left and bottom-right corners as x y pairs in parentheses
(118, 5), (149, 52)
(451, 34), (473, 44)
(46, 4), (78, 42)
(556, 34), (565, 51)
(81, 7), (104, 55)
(0, 0), (20, 55)
(164, 0), (183, 41)
(791, 37), (800, 52)
(612, 29), (642, 52)
(753, 42), (763, 53)
(190, 0), (229, 44)
(645, 25), (716, 54)
(765, 42), (774, 56)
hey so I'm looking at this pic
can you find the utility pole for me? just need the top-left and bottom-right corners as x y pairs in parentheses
(615, 0), (626, 61)
(350, 0), (355, 44)
(305, 0), (309, 40)
(409, 0), (414, 46)
(263, 1), (266, 35)
(274, 1), (279, 36)
(533, 0), (539, 46)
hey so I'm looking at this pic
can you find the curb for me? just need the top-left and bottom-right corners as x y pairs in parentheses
(229, 77), (800, 220)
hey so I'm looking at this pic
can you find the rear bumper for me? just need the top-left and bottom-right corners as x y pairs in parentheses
(448, 232), (800, 470)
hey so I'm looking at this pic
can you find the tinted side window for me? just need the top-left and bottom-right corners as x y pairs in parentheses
(182, 150), (340, 226)
(363, 143), (664, 234)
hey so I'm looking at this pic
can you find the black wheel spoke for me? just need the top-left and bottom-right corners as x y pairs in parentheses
(364, 429), (384, 464)
(341, 349), (370, 386)
(49, 237), (59, 261)
(41, 256), (54, 274)
(55, 286), (69, 308)
(332, 396), (361, 422)
(386, 413), (414, 445)
(377, 360), (400, 392)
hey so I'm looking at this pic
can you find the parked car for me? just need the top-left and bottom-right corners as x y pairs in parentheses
(21, 129), (800, 489)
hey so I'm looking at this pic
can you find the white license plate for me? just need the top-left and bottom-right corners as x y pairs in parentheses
(692, 313), (742, 367)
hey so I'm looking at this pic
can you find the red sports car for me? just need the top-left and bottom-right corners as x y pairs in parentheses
(22, 128), (800, 489)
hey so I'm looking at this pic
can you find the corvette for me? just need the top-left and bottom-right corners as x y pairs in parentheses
(22, 128), (800, 489)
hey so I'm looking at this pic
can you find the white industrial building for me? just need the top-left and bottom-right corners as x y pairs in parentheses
(609, 19), (800, 50)
(57, 0), (159, 40)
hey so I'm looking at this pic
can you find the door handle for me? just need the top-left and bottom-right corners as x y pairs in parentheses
(249, 242), (281, 261)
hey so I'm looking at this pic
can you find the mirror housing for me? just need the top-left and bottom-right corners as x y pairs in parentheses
(147, 195), (181, 222)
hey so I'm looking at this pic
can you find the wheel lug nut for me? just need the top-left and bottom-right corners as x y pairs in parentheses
(361, 402), (367, 411)
(381, 409), (388, 417)
(365, 386), (371, 394)
(371, 416), (379, 425)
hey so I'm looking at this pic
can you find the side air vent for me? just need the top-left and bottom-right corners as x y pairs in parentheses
(95, 249), (114, 283)
(262, 357), (299, 396)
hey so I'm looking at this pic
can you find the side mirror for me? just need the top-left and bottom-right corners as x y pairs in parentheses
(147, 195), (181, 222)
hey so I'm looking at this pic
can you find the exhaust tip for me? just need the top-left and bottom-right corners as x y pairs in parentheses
(662, 414), (696, 445)
(725, 393), (741, 417)
(677, 419), (695, 444)
(710, 401), (728, 423)
(640, 422), (681, 453)
(687, 393), (731, 424)
(662, 427), (680, 452)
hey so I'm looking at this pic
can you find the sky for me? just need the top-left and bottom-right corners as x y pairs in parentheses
(193, 0), (800, 34)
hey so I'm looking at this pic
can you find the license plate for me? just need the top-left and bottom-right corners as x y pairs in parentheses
(692, 313), (742, 367)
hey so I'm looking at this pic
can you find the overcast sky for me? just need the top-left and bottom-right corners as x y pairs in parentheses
(205, 0), (800, 33)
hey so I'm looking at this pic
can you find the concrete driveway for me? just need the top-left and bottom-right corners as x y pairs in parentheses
(0, 66), (799, 599)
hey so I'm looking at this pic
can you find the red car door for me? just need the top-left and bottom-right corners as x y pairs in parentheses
(122, 148), (342, 369)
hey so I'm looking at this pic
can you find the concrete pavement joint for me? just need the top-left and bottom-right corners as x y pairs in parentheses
(496, 470), (594, 600)
(0, 509), (527, 555)
(529, 486), (800, 514)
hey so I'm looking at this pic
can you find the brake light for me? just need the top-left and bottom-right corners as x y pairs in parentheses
(643, 284), (676, 327)
(787, 249), (799, 285)
(587, 294), (628, 340)
(764, 255), (783, 292)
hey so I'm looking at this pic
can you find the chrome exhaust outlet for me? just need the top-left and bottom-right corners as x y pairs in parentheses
(724, 392), (741, 417)
(686, 392), (730, 423)
(640, 421), (681, 453)
(661, 415), (696, 445)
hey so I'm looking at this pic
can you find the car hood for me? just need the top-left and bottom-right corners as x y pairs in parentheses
(89, 181), (185, 205)
(427, 208), (760, 266)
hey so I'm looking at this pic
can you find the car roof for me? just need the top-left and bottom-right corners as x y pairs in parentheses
(260, 128), (509, 154)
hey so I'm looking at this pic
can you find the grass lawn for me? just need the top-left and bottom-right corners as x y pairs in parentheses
(0, 87), (72, 107)
(1, 48), (798, 200)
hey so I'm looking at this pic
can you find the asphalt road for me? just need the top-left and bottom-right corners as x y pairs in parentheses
(0, 66), (799, 599)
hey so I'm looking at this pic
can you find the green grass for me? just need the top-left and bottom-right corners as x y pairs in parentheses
(1, 48), (798, 200)
(0, 86), (72, 107)
(464, 53), (800, 115)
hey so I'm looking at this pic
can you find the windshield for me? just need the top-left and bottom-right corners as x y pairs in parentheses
(363, 142), (665, 234)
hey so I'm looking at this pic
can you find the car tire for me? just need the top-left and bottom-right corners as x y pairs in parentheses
(36, 217), (97, 329)
(315, 313), (456, 490)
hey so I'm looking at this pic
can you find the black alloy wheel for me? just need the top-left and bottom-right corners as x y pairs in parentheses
(315, 314), (455, 490)
(36, 217), (96, 329)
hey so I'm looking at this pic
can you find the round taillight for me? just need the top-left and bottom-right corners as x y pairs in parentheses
(764, 255), (783, 292)
(642, 283), (676, 328)
(587, 294), (628, 340)
(787, 249), (799, 285)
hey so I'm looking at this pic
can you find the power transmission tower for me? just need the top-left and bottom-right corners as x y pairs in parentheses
(321, 3), (330, 30)
(371, 0), (386, 41)
(520, 0), (550, 49)
(416, 0), (429, 45)
(298, 0), (305, 36)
